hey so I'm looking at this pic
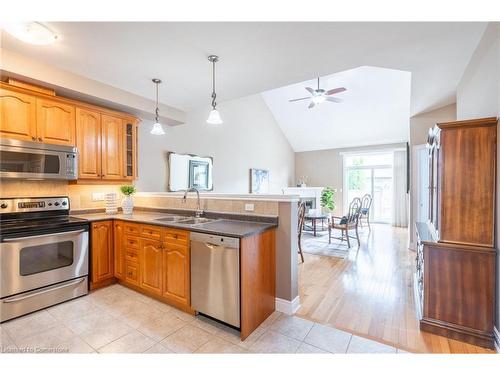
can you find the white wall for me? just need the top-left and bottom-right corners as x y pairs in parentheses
(455, 22), (500, 334)
(295, 143), (406, 216)
(136, 94), (295, 194)
(409, 104), (457, 146)
(0, 48), (185, 125)
(457, 23), (500, 120)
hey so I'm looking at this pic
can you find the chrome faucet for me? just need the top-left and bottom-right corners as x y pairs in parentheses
(182, 188), (204, 217)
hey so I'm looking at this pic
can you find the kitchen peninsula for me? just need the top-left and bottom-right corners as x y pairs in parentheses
(73, 209), (278, 340)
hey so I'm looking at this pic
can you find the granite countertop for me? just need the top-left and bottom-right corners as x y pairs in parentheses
(71, 211), (277, 238)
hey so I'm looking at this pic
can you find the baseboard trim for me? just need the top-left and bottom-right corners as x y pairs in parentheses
(494, 327), (500, 353)
(420, 317), (495, 349)
(275, 296), (301, 315)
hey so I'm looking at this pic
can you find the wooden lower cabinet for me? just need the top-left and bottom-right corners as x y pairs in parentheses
(162, 241), (190, 306)
(415, 226), (496, 349)
(240, 229), (276, 340)
(90, 219), (277, 340)
(124, 261), (140, 287)
(91, 220), (114, 289)
(113, 221), (124, 280)
(105, 222), (191, 310)
(140, 238), (163, 295)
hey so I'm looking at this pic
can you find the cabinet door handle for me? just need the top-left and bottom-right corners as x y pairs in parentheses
(31, 136), (36, 141)
(38, 137), (43, 142)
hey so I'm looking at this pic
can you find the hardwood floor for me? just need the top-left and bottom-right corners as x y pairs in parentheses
(296, 224), (496, 354)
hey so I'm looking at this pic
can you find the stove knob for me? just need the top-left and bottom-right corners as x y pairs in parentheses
(0, 203), (7, 209)
(54, 202), (60, 207)
(48, 203), (53, 206)
(62, 201), (67, 206)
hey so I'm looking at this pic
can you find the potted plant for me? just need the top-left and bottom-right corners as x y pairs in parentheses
(120, 185), (137, 215)
(320, 187), (336, 214)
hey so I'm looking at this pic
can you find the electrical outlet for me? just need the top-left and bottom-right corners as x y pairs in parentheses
(92, 192), (105, 201)
(245, 203), (255, 212)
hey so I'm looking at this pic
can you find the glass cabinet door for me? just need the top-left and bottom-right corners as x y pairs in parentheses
(124, 122), (137, 179)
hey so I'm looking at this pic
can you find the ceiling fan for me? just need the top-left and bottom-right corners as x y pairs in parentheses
(289, 78), (346, 109)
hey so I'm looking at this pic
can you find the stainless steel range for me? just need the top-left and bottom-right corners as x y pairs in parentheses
(0, 196), (89, 322)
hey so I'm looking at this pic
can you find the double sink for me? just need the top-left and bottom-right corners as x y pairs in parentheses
(154, 215), (218, 226)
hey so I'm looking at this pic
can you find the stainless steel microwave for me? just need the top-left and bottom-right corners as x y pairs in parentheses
(0, 138), (77, 180)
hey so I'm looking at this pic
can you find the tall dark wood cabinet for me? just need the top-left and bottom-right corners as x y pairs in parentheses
(415, 117), (497, 349)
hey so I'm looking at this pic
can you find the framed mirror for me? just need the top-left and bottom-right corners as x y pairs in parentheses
(167, 152), (213, 191)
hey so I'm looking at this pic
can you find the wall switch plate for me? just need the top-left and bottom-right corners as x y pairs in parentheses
(245, 203), (255, 211)
(92, 192), (105, 201)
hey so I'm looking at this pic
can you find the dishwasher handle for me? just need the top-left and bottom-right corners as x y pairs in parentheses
(190, 232), (239, 249)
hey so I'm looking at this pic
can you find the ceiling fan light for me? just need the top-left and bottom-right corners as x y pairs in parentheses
(207, 109), (223, 125)
(3, 22), (58, 45)
(312, 95), (326, 105)
(150, 122), (165, 135)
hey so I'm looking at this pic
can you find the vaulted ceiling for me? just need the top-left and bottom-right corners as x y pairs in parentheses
(1, 22), (487, 116)
(262, 66), (412, 151)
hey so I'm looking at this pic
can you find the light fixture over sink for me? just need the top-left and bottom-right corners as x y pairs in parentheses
(150, 78), (165, 135)
(2, 22), (59, 45)
(206, 55), (223, 125)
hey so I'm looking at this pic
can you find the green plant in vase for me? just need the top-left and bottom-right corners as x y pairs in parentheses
(320, 187), (336, 214)
(120, 185), (137, 215)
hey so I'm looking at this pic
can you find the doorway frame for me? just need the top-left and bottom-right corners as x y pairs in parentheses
(409, 143), (428, 250)
(341, 149), (396, 224)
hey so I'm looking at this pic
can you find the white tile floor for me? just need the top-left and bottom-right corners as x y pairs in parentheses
(0, 284), (407, 354)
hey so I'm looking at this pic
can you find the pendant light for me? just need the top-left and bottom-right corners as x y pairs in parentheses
(206, 55), (223, 125)
(150, 78), (165, 135)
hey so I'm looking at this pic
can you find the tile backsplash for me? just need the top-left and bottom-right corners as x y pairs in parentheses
(0, 181), (279, 216)
(0, 180), (122, 210)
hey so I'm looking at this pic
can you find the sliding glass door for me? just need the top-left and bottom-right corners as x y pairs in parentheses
(344, 153), (393, 223)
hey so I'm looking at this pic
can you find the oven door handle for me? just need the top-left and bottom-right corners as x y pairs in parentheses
(2, 229), (86, 242)
(2, 278), (86, 303)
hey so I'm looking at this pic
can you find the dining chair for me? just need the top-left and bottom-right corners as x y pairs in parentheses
(359, 193), (373, 229)
(328, 197), (362, 248)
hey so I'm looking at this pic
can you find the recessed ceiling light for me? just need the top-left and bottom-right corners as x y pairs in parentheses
(2, 22), (59, 45)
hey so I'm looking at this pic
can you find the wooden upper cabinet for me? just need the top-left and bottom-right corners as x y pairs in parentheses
(140, 238), (163, 295)
(36, 98), (75, 146)
(101, 114), (124, 179)
(76, 108), (102, 179)
(124, 122), (138, 180)
(0, 88), (37, 141)
(91, 220), (114, 285)
(0, 82), (139, 182)
(434, 118), (497, 247)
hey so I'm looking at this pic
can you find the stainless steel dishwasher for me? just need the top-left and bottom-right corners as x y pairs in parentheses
(190, 232), (240, 328)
